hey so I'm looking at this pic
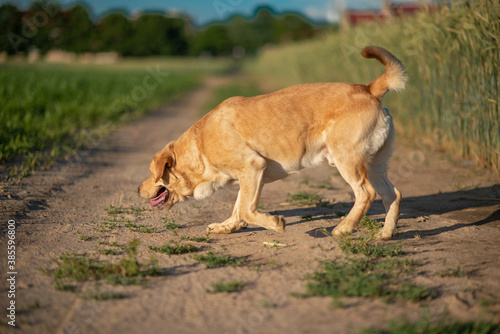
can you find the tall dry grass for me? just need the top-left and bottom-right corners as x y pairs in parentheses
(254, 0), (499, 171)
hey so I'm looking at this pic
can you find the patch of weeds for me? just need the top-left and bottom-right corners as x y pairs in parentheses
(107, 255), (161, 286)
(360, 216), (383, 230)
(298, 225), (430, 305)
(92, 219), (118, 232)
(164, 219), (180, 230)
(436, 265), (467, 278)
(317, 199), (334, 208)
(54, 283), (77, 292)
(106, 205), (128, 215)
(334, 211), (347, 217)
(287, 191), (322, 206)
(99, 249), (122, 256)
(106, 205), (146, 216)
(377, 257), (418, 275)
(337, 235), (403, 258)
(361, 318), (500, 334)
(207, 280), (245, 293)
(180, 235), (211, 243)
(260, 301), (277, 308)
(298, 257), (434, 303)
(80, 235), (94, 241)
(300, 214), (313, 220)
(104, 217), (120, 228)
(93, 206), (153, 234)
(125, 222), (157, 233)
(129, 206), (147, 216)
(48, 239), (161, 291)
(83, 289), (128, 301)
(300, 177), (334, 190)
(50, 254), (102, 285)
(193, 251), (245, 268)
(311, 182), (334, 190)
(148, 241), (198, 255)
(98, 241), (124, 248)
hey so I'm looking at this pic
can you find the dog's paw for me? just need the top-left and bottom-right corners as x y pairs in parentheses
(206, 223), (233, 234)
(376, 229), (395, 241)
(273, 215), (286, 232)
(332, 223), (354, 237)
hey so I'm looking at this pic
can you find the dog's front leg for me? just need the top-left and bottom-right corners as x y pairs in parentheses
(237, 158), (286, 233)
(207, 191), (245, 234)
(207, 157), (285, 234)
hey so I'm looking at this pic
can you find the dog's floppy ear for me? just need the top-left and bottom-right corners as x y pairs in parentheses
(153, 143), (175, 183)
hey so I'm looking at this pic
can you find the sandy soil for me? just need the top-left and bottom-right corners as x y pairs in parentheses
(1, 76), (499, 334)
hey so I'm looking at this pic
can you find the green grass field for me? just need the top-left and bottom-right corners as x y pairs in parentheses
(0, 58), (231, 181)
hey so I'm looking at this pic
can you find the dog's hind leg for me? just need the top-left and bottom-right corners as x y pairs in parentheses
(367, 148), (401, 240)
(331, 155), (377, 236)
(368, 170), (401, 240)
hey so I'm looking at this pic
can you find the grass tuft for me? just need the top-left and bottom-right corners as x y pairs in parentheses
(360, 216), (384, 230)
(436, 265), (467, 278)
(193, 251), (244, 268)
(361, 318), (500, 334)
(286, 191), (331, 207)
(83, 290), (129, 301)
(99, 249), (122, 256)
(106, 205), (146, 216)
(48, 238), (161, 290)
(148, 242), (198, 255)
(337, 235), (403, 258)
(207, 280), (245, 293)
(180, 235), (211, 243)
(164, 220), (180, 230)
(125, 222), (157, 233)
(300, 257), (434, 303)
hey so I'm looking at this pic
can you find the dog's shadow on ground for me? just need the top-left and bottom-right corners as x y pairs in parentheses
(262, 185), (500, 240)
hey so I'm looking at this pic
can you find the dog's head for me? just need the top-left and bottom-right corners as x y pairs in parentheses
(138, 142), (190, 210)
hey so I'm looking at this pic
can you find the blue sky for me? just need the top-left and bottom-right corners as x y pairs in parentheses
(4, 0), (396, 25)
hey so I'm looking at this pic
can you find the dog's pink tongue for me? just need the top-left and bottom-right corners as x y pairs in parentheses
(150, 188), (168, 208)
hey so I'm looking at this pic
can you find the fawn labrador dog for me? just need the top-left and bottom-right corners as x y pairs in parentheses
(139, 46), (406, 240)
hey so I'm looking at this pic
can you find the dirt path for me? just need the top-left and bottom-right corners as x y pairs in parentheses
(1, 76), (499, 333)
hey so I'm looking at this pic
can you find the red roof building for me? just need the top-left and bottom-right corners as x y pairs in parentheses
(341, 1), (436, 29)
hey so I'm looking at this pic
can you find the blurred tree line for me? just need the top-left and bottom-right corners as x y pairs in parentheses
(0, 1), (323, 57)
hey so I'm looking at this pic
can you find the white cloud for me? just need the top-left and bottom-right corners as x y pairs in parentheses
(305, 3), (339, 23)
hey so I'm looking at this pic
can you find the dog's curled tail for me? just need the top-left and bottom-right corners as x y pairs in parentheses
(362, 46), (407, 99)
